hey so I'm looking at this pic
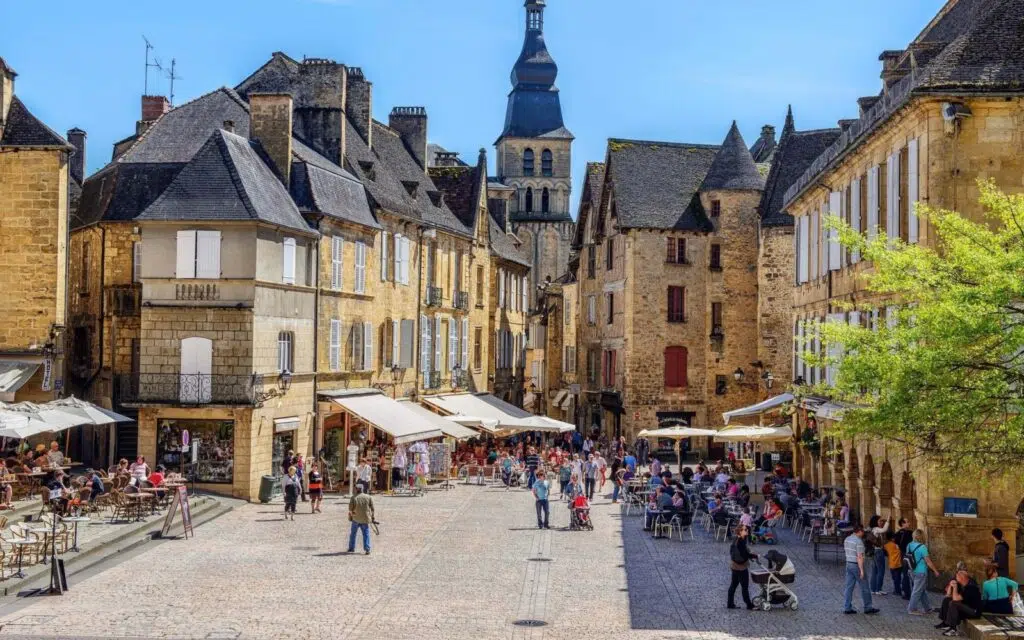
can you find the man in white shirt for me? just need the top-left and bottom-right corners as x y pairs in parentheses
(356, 458), (373, 494)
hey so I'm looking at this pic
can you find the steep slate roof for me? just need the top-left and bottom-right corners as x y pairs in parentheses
(489, 213), (530, 267)
(604, 139), (718, 232)
(785, 0), (1024, 207)
(571, 161), (605, 248)
(700, 122), (764, 192)
(291, 138), (378, 230)
(138, 129), (309, 233)
(0, 97), (71, 149)
(760, 125), (841, 228)
(73, 87), (252, 229)
(428, 165), (480, 231)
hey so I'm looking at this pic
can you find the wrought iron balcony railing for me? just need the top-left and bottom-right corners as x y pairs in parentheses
(425, 370), (442, 390)
(426, 286), (443, 308)
(454, 291), (469, 311)
(450, 369), (467, 389)
(116, 373), (260, 406)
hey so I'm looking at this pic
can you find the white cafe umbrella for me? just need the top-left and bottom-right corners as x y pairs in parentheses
(47, 396), (133, 425)
(0, 411), (46, 440)
(5, 402), (86, 432)
(638, 427), (717, 473)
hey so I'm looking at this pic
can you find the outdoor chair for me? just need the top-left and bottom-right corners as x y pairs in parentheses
(39, 515), (69, 554)
(5, 524), (43, 564)
(713, 516), (733, 542)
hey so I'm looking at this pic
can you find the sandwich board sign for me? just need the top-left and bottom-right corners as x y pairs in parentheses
(160, 486), (194, 539)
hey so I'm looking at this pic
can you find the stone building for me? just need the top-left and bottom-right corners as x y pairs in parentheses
(494, 0), (574, 312)
(785, 0), (1024, 576)
(0, 57), (73, 405)
(573, 124), (769, 454)
(531, 275), (578, 424)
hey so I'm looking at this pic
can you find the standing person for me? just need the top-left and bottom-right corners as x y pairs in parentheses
(650, 456), (662, 478)
(894, 518), (915, 600)
(308, 463), (323, 514)
(992, 528), (1011, 578)
(907, 529), (941, 615)
(347, 485), (375, 555)
(842, 525), (880, 614)
(868, 515), (889, 595)
(624, 449), (637, 474)
(583, 454), (598, 500)
(281, 466), (300, 520)
(596, 452), (608, 492)
(355, 458), (372, 495)
(582, 436), (593, 458)
(727, 524), (758, 609)
(295, 453), (307, 502)
(281, 449), (295, 475)
(883, 532), (905, 598)
(610, 456), (623, 503)
(525, 447), (540, 490)
(557, 459), (571, 500)
(533, 470), (551, 529)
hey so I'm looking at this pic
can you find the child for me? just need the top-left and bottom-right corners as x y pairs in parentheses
(739, 506), (754, 529)
(308, 463), (323, 514)
(281, 465), (300, 520)
(883, 531), (904, 597)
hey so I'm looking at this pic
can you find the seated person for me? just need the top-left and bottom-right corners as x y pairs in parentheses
(671, 490), (688, 511)
(656, 485), (674, 511)
(0, 465), (13, 507)
(756, 498), (781, 527)
(148, 465), (167, 498)
(736, 484), (751, 508)
(938, 569), (981, 635)
(46, 470), (71, 515)
(981, 562), (1019, 615)
(795, 475), (811, 500)
(114, 458), (130, 476)
(837, 502), (851, 528)
(680, 466), (694, 485)
(761, 477), (774, 499)
(708, 492), (729, 526)
(713, 460), (725, 476)
(46, 441), (65, 468)
(739, 506), (754, 528)
(85, 469), (105, 503)
(726, 478), (740, 498)
(714, 470), (730, 488)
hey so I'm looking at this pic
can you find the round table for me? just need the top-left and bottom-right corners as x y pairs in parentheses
(123, 494), (154, 522)
(7, 538), (36, 577)
(61, 516), (90, 552)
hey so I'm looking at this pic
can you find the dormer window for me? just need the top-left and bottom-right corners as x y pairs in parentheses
(427, 190), (444, 207)
(358, 160), (376, 181)
(523, 149), (535, 176)
(541, 149), (553, 177)
(710, 200), (721, 218)
(402, 180), (418, 198)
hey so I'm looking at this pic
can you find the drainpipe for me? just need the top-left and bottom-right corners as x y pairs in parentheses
(415, 225), (426, 396)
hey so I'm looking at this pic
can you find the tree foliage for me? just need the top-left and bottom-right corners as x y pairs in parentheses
(805, 181), (1024, 472)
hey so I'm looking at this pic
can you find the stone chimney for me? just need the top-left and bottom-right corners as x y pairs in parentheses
(389, 106), (428, 171)
(435, 151), (461, 167)
(0, 57), (15, 129)
(294, 58), (347, 166)
(66, 128), (86, 183)
(857, 96), (881, 118)
(760, 124), (776, 142)
(346, 68), (373, 149)
(249, 93), (294, 186)
(141, 95), (170, 122)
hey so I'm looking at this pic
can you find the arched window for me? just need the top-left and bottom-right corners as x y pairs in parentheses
(523, 149), (535, 176)
(664, 346), (688, 388)
(541, 149), (553, 176)
(525, 187), (534, 212)
(180, 336), (213, 403)
(541, 187), (550, 213)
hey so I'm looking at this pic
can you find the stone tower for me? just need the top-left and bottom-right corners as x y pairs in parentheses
(495, 0), (575, 310)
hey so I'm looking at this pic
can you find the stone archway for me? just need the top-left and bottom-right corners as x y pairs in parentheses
(860, 453), (876, 521)
(878, 460), (895, 521)
(899, 471), (916, 526)
(845, 448), (860, 523)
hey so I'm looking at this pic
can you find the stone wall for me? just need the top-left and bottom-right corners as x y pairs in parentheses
(757, 225), (794, 386)
(139, 307), (253, 377)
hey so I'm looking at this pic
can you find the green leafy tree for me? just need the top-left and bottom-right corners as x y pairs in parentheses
(805, 180), (1024, 472)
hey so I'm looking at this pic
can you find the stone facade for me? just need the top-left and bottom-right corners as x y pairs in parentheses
(756, 225), (794, 386)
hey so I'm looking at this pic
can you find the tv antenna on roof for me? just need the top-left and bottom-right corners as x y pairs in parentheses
(165, 58), (182, 107)
(143, 35), (163, 95)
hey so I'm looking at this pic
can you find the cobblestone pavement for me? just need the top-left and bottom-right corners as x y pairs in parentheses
(0, 484), (945, 640)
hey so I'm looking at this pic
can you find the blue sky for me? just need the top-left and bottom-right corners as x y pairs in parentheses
(5, 0), (940, 215)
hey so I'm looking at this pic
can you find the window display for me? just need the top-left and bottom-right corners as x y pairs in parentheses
(157, 419), (234, 484)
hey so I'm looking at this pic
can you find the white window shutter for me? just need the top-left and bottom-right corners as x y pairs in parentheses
(867, 166), (878, 240)
(331, 236), (343, 290)
(363, 321), (373, 371)
(851, 178), (862, 263)
(420, 315), (431, 375)
(133, 241), (143, 283)
(353, 241), (365, 293)
(495, 330), (501, 369)
(887, 153), (900, 242)
(522, 276), (528, 311)
(391, 319), (400, 368)
(908, 138), (919, 243)
(196, 230), (221, 279)
(796, 320), (805, 381)
(282, 237), (296, 285)
(828, 192), (842, 271)
(404, 237), (411, 285)
(330, 319), (341, 371)
(808, 212), (817, 279)
(448, 320), (457, 370)
(797, 216), (809, 283)
(461, 318), (469, 370)
(886, 306), (899, 330)
(434, 317), (442, 372)
(498, 269), (505, 308)
(826, 313), (844, 386)
(176, 230), (197, 279)
(819, 209), (827, 278)
(393, 234), (402, 284)
(381, 232), (389, 281)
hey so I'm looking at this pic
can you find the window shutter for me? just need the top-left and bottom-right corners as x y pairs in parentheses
(522, 275), (528, 311)
(808, 212), (818, 279)
(403, 236), (411, 285)
(392, 234), (402, 284)
(380, 231), (389, 281)
(797, 216), (809, 283)
(400, 319), (414, 368)
(908, 138), (919, 243)
(866, 166), (879, 240)
(448, 320), (457, 370)
(354, 241), (366, 293)
(329, 320), (341, 371)
(434, 317), (442, 372)
(826, 313), (844, 386)
(282, 237), (296, 285)
(331, 236), (343, 290)
(828, 192), (841, 271)
(391, 319), (400, 368)
(498, 269), (505, 308)
(797, 320), (805, 381)
(133, 241), (143, 283)
(350, 323), (361, 370)
(495, 330), (501, 369)
(196, 230), (221, 279)
(176, 230), (197, 279)
(461, 319), (469, 370)
(363, 321), (373, 371)
(851, 178), (862, 263)
(887, 153), (900, 242)
(420, 315), (431, 375)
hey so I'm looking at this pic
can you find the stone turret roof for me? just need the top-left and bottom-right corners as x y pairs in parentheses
(700, 122), (764, 192)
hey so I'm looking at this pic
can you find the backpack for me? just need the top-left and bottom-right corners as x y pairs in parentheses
(904, 542), (921, 571)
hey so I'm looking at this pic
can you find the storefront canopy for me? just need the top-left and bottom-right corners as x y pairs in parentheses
(0, 361), (39, 396)
(721, 393), (794, 425)
(48, 396), (133, 425)
(420, 392), (538, 431)
(713, 425), (794, 442)
(332, 392), (444, 445)
(515, 415), (575, 433)
(397, 400), (478, 441)
(638, 427), (717, 439)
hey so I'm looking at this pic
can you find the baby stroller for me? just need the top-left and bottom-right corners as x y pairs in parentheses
(569, 495), (594, 530)
(750, 550), (798, 611)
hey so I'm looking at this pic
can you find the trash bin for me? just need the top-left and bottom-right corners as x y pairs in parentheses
(258, 475), (279, 503)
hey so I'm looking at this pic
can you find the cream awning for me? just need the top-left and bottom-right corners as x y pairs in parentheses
(713, 425), (794, 442)
(397, 400), (479, 441)
(553, 390), (568, 407)
(420, 393), (537, 431)
(332, 392), (444, 444)
(721, 393), (794, 425)
(0, 362), (39, 395)
(638, 427), (717, 439)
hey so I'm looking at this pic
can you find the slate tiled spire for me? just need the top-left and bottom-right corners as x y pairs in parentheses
(700, 121), (764, 192)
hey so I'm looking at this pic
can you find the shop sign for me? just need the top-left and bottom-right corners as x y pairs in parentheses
(41, 358), (52, 392)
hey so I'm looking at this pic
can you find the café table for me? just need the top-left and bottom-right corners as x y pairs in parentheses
(7, 538), (36, 578)
(26, 526), (53, 562)
(61, 516), (90, 552)
(123, 493), (154, 522)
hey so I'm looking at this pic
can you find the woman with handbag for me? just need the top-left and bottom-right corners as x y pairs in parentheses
(981, 562), (1022, 615)
(727, 523), (758, 609)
